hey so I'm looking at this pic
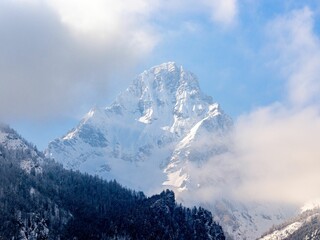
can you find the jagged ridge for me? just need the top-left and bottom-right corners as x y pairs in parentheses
(46, 62), (232, 193)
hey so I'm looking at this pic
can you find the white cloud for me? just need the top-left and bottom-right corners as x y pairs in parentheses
(233, 105), (320, 204)
(267, 7), (320, 107)
(203, 0), (238, 26)
(0, 0), (159, 121)
(46, 0), (158, 51)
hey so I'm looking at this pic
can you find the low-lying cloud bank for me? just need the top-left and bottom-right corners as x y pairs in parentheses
(233, 105), (320, 204)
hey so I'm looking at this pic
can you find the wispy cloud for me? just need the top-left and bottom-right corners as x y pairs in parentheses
(203, 0), (238, 27)
(231, 7), (320, 204)
(267, 7), (320, 107)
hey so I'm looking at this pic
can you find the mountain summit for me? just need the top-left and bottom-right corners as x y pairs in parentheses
(46, 62), (232, 193)
(46, 63), (296, 239)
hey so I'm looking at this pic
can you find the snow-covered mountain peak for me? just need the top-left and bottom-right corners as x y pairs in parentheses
(152, 61), (178, 73)
(48, 63), (289, 239)
(47, 62), (231, 187)
(47, 63), (298, 240)
(107, 62), (213, 125)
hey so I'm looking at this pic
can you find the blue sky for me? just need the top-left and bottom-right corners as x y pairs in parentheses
(1, 0), (320, 151)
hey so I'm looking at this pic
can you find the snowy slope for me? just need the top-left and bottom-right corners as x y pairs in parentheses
(46, 62), (293, 239)
(259, 206), (320, 240)
(260, 222), (303, 240)
(205, 200), (294, 240)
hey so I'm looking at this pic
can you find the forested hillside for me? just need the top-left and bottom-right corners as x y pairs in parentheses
(0, 125), (225, 240)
